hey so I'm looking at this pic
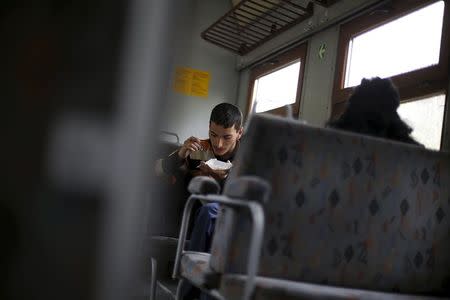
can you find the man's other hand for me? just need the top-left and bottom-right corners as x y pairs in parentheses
(178, 136), (202, 159)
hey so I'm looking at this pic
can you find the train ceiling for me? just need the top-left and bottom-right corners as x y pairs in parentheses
(201, 0), (338, 55)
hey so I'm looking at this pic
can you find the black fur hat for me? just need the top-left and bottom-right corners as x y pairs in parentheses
(348, 77), (400, 113)
(328, 77), (421, 146)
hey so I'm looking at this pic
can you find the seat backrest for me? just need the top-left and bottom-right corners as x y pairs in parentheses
(211, 114), (450, 295)
(148, 139), (185, 237)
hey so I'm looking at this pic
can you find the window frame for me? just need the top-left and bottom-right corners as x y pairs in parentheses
(332, 0), (449, 119)
(246, 43), (307, 118)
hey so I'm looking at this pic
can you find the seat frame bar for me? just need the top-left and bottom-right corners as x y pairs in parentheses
(172, 193), (265, 300)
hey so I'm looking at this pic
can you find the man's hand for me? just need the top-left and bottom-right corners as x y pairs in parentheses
(198, 162), (229, 181)
(178, 136), (203, 159)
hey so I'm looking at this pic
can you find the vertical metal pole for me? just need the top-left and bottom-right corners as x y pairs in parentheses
(150, 258), (157, 300)
(96, 1), (179, 300)
(443, 79), (450, 151)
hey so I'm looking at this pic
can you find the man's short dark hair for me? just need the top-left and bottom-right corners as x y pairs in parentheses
(210, 103), (243, 130)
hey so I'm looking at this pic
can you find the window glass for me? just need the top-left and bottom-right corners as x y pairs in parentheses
(252, 61), (300, 113)
(344, 1), (445, 87)
(398, 94), (446, 149)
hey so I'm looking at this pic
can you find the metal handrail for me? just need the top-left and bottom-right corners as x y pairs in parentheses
(149, 258), (157, 300)
(172, 193), (265, 300)
(160, 130), (180, 144)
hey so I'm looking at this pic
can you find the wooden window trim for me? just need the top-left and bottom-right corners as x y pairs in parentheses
(246, 43), (308, 118)
(332, 0), (449, 113)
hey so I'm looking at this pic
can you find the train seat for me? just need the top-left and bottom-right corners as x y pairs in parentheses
(219, 274), (443, 299)
(173, 175), (270, 299)
(173, 113), (450, 299)
(147, 131), (187, 299)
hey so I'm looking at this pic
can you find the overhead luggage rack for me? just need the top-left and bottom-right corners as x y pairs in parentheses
(311, 0), (337, 6)
(201, 0), (314, 55)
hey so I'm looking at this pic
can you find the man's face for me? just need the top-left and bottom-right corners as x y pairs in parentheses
(209, 121), (243, 157)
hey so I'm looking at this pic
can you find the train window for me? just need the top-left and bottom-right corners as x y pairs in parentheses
(398, 94), (446, 149)
(344, 1), (444, 88)
(333, 0), (449, 149)
(247, 43), (307, 117)
(251, 61), (300, 113)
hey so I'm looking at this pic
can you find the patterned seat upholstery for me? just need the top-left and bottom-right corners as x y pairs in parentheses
(220, 274), (442, 300)
(210, 177), (271, 273)
(212, 114), (450, 297)
(179, 251), (215, 288)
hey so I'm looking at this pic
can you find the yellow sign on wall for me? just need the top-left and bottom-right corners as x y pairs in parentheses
(173, 67), (210, 98)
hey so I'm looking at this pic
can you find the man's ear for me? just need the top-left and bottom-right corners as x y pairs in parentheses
(237, 127), (243, 139)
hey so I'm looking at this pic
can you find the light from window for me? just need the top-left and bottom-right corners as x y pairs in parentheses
(252, 61), (300, 113)
(344, 1), (445, 88)
(397, 94), (446, 150)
